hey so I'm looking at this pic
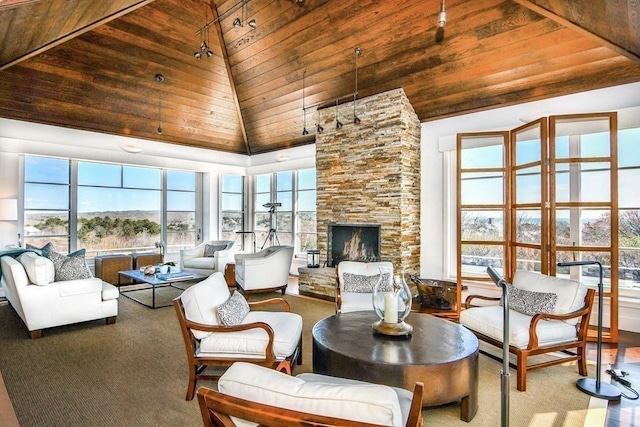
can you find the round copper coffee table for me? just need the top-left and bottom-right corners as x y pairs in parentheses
(312, 311), (479, 421)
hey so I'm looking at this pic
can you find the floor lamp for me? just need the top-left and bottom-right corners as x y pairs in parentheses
(487, 266), (510, 427)
(557, 260), (621, 400)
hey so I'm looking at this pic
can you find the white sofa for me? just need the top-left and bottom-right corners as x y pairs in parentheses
(0, 252), (119, 339)
(179, 240), (235, 276)
(234, 245), (294, 294)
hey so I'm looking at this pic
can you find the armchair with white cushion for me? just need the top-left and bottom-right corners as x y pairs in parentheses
(197, 362), (424, 427)
(336, 261), (394, 313)
(179, 240), (235, 276)
(459, 269), (595, 391)
(173, 272), (302, 400)
(234, 245), (294, 294)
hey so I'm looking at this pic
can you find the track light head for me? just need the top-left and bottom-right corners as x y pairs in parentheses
(157, 126), (163, 135)
(200, 41), (208, 51)
(354, 116), (361, 125)
(317, 124), (323, 133)
(302, 128), (309, 136)
(248, 19), (256, 29)
(233, 17), (242, 28)
(194, 51), (201, 60)
(206, 49), (213, 58)
(336, 120), (343, 129)
(155, 74), (164, 83)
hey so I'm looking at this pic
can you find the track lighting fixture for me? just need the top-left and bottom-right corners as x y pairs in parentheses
(353, 47), (361, 125)
(317, 123), (323, 133)
(438, 0), (446, 27)
(195, 6), (213, 60)
(335, 99), (343, 129)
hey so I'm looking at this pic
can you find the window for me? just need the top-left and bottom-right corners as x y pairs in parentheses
(619, 127), (640, 290)
(296, 168), (317, 252)
(221, 175), (246, 248)
(23, 156), (199, 258)
(23, 157), (71, 252)
(167, 170), (197, 252)
(455, 113), (621, 341)
(252, 169), (317, 254)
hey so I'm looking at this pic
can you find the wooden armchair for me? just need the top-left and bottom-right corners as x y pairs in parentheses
(196, 362), (424, 427)
(460, 269), (595, 391)
(173, 272), (302, 400)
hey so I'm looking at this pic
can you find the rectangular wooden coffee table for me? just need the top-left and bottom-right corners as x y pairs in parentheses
(118, 269), (204, 309)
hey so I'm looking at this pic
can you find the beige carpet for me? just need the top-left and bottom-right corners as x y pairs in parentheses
(0, 287), (601, 427)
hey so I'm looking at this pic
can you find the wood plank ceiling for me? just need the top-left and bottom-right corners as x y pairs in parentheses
(1, 0), (639, 155)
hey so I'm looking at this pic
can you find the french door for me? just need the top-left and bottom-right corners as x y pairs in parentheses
(458, 113), (618, 342)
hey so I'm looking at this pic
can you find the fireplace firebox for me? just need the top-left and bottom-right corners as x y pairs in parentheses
(327, 223), (381, 267)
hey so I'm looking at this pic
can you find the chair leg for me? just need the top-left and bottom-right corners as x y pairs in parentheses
(516, 353), (527, 391)
(577, 345), (588, 376)
(106, 316), (117, 325)
(275, 360), (292, 375)
(186, 365), (197, 401)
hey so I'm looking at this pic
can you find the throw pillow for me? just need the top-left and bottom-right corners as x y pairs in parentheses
(343, 272), (392, 293)
(17, 252), (55, 285)
(25, 242), (56, 257)
(217, 290), (250, 326)
(204, 244), (227, 257)
(505, 285), (558, 317)
(48, 249), (92, 282)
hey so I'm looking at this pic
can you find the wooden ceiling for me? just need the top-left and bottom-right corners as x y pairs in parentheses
(1, 0), (639, 155)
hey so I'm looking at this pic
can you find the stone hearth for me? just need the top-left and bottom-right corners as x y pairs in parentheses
(299, 88), (421, 299)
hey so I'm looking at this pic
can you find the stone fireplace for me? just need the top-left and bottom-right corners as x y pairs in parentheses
(298, 88), (421, 299)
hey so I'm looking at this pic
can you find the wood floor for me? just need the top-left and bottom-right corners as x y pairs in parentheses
(599, 331), (640, 426)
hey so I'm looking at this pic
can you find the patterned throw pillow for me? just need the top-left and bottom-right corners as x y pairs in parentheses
(48, 249), (92, 282)
(343, 272), (392, 293)
(506, 286), (557, 317)
(26, 241), (56, 257)
(217, 291), (250, 326)
(204, 244), (227, 257)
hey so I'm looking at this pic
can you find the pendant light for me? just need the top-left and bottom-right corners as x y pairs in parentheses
(353, 47), (361, 125)
(335, 98), (343, 129)
(156, 74), (164, 135)
(302, 70), (309, 135)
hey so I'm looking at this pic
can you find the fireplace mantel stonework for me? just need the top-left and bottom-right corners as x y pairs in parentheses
(299, 88), (421, 299)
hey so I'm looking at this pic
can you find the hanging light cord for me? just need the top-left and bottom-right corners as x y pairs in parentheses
(302, 70), (308, 135)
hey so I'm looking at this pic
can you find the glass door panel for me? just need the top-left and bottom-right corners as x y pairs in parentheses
(510, 119), (547, 275)
(550, 113), (618, 342)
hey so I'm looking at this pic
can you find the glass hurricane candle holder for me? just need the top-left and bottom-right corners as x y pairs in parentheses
(372, 269), (413, 336)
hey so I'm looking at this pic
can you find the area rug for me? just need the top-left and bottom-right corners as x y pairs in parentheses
(0, 288), (601, 427)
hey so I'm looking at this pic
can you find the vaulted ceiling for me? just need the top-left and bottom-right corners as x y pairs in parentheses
(1, 0), (639, 155)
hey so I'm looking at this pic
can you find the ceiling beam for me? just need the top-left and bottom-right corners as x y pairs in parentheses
(0, 0), (157, 71)
(512, 0), (640, 65)
(210, 0), (250, 155)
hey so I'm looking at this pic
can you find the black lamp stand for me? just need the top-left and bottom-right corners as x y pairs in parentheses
(557, 260), (621, 400)
(487, 266), (510, 427)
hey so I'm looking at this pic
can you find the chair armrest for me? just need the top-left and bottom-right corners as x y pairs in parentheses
(248, 298), (290, 312)
(464, 294), (500, 309)
(526, 289), (595, 350)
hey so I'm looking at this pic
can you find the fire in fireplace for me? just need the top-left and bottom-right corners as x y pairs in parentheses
(327, 223), (381, 267)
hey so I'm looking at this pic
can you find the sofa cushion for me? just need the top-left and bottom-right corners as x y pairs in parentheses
(217, 291), (250, 326)
(17, 252), (55, 286)
(343, 272), (392, 293)
(505, 285), (557, 317)
(204, 244), (228, 257)
(218, 362), (403, 427)
(199, 311), (302, 359)
(182, 257), (216, 270)
(460, 305), (579, 349)
(180, 272), (231, 339)
(512, 270), (588, 325)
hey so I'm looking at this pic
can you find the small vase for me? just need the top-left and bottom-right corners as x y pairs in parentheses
(372, 268), (413, 336)
(159, 265), (169, 274)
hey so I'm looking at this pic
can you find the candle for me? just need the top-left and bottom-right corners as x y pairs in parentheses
(384, 292), (398, 323)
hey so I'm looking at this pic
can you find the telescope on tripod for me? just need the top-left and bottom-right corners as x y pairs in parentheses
(261, 202), (281, 249)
